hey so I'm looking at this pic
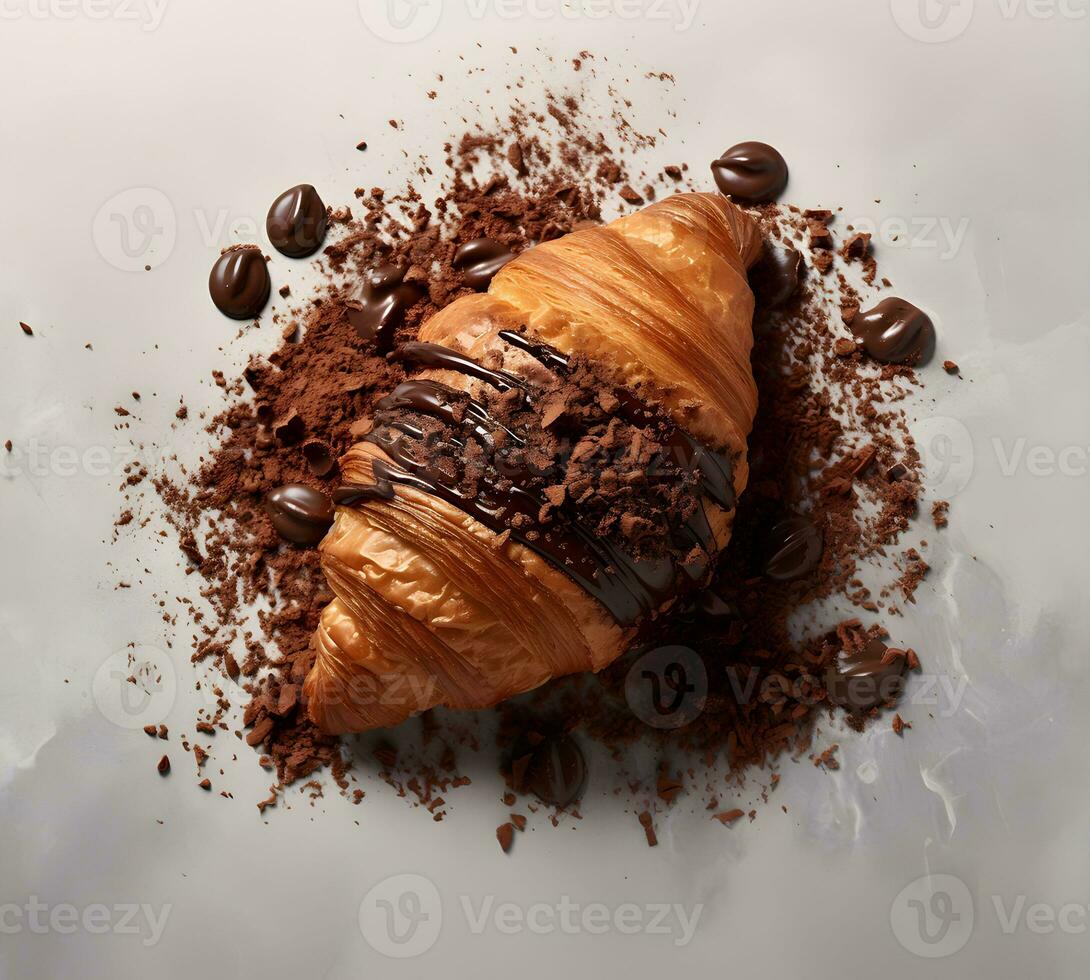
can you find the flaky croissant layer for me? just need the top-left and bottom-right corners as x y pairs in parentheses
(304, 193), (761, 734)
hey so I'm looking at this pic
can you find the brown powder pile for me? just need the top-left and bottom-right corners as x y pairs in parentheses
(135, 74), (938, 823)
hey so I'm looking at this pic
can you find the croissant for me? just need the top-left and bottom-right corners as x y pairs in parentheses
(304, 192), (762, 733)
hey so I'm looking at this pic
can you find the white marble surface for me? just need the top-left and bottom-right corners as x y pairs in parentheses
(1, 1), (1089, 976)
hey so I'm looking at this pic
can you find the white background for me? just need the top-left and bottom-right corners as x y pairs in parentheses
(1, 0), (1089, 976)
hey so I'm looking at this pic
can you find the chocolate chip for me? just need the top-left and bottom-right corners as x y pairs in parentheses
(711, 141), (789, 205)
(763, 515), (823, 581)
(749, 242), (802, 309)
(157, 755), (170, 775)
(853, 297), (936, 366)
(19, 321), (33, 336)
(507, 141), (527, 175)
(266, 184), (328, 258)
(841, 232), (871, 261)
(453, 238), (516, 290)
(520, 733), (587, 808)
(825, 638), (906, 713)
(264, 484), (335, 545)
(209, 246), (270, 320)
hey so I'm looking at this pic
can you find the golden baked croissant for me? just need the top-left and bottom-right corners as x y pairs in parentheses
(304, 192), (762, 733)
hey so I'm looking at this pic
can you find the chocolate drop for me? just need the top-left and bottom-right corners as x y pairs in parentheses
(453, 238), (516, 290)
(711, 142), (789, 205)
(345, 265), (426, 352)
(266, 184), (328, 258)
(208, 246), (270, 320)
(825, 638), (906, 713)
(518, 734), (587, 808)
(264, 484), (334, 545)
(749, 242), (802, 309)
(853, 297), (936, 366)
(763, 515), (823, 581)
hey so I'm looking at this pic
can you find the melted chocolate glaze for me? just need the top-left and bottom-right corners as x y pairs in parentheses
(339, 331), (738, 628)
(346, 265), (426, 352)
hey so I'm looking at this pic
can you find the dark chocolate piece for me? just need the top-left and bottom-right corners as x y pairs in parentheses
(264, 484), (335, 545)
(266, 184), (328, 258)
(517, 734), (587, 808)
(453, 238), (516, 290)
(208, 246), (270, 320)
(711, 142), (788, 205)
(853, 298), (936, 366)
(825, 638), (907, 713)
(763, 515), (823, 581)
(749, 243), (802, 309)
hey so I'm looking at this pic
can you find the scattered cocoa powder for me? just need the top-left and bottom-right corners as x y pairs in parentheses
(135, 73), (936, 832)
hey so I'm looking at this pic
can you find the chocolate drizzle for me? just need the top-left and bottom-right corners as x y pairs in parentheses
(338, 331), (738, 628)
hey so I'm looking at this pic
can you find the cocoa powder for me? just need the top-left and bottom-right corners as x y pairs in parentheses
(135, 78), (937, 825)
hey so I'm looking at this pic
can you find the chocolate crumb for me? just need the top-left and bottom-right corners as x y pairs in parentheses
(713, 808), (745, 825)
